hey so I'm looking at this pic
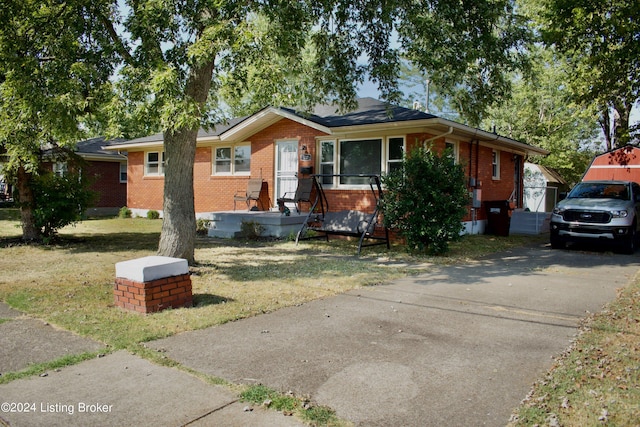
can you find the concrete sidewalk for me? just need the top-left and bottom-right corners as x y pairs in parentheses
(1, 243), (639, 426)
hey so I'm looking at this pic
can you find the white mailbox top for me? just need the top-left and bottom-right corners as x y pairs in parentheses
(115, 256), (189, 282)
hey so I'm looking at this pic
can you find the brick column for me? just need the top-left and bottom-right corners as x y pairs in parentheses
(114, 256), (192, 314)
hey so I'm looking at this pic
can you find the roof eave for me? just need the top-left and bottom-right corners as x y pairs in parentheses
(328, 117), (549, 156)
(219, 107), (331, 141)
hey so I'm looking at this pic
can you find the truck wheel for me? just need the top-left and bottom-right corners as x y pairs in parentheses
(550, 232), (565, 249)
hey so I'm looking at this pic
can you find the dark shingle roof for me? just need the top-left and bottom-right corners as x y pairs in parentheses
(76, 137), (128, 157)
(284, 97), (436, 127)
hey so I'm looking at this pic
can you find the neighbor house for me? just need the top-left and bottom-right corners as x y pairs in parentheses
(104, 98), (548, 234)
(582, 145), (640, 183)
(44, 137), (128, 216)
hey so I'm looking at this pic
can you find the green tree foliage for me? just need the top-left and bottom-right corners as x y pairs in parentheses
(99, 0), (528, 264)
(483, 46), (601, 185)
(0, 0), (116, 241)
(381, 146), (469, 255)
(399, 0), (532, 126)
(32, 167), (97, 241)
(531, 0), (640, 149)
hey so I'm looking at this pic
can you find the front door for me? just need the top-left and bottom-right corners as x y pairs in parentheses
(275, 140), (298, 207)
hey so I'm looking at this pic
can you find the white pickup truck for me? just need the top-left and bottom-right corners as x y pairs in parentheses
(550, 180), (640, 254)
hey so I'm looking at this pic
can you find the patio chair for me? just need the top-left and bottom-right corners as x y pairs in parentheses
(233, 179), (264, 211)
(277, 177), (314, 213)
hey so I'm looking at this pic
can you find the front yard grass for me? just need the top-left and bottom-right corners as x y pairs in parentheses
(18, 209), (640, 425)
(0, 210), (541, 352)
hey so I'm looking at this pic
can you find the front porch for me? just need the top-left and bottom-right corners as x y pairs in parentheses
(206, 210), (307, 239)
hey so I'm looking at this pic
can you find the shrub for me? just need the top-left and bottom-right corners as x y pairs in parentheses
(31, 171), (97, 240)
(239, 220), (265, 240)
(146, 210), (160, 220)
(196, 218), (210, 235)
(118, 206), (132, 218)
(381, 145), (469, 255)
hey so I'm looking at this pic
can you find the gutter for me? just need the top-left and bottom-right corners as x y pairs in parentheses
(422, 126), (454, 148)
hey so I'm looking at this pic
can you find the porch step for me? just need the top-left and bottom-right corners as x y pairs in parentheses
(509, 210), (551, 235)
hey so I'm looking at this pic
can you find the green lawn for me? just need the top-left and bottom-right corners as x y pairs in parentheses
(7, 210), (637, 425)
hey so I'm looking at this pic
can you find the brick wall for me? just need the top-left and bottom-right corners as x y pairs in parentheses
(124, 121), (524, 222)
(127, 151), (164, 210)
(127, 119), (328, 212)
(405, 133), (522, 222)
(114, 274), (192, 314)
(85, 161), (127, 208)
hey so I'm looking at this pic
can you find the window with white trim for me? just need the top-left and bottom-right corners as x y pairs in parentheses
(387, 137), (405, 174)
(213, 143), (251, 175)
(145, 151), (165, 176)
(319, 136), (404, 186)
(319, 140), (335, 185)
(445, 140), (459, 164)
(339, 138), (382, 185)
(119, 162), (127, 183)
(492, 149), (500, 179)
(53, 162), (68, 177)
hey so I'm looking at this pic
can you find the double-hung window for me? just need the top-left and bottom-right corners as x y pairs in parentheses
(53, 162), (68, 177)
(119, 162), (127, 183)
(145, 151), (165, 176)
(492, 149), (500, 179)
(213, 143), (251, 175)
(387, 137), (404, 174)
(445, 141), (459, 164)
(319, 140), (336, 185)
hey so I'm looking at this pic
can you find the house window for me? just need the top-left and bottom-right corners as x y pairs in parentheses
(319, 140), (335, 185)
(339, 138), (382, 185)
(214, 143), (251, 175)
(319, 137), (403, 186)
(53, 162), (68, 177)
(119, 162), (127, 183)
(387, 137), (404, 174)
(492, 149), (500, 179)
(145, 151), (165, 176)
(445, 141), (459, 164)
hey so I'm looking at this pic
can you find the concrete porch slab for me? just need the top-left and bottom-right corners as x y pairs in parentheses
(207, 210), (307, 239)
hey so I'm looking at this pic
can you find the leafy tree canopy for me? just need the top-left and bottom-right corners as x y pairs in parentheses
(483, 46), (601, 185)
(530, 0), (640, 148)
(0, 0), (117, 240)
(96, 0), (530, 263)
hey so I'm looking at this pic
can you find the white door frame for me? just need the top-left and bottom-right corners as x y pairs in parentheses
(275, 140), (299, 207)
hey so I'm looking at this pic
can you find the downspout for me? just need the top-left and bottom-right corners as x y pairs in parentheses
(422, 127), (454, 148)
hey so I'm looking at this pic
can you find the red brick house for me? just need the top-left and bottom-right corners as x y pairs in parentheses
(104, 98), (547, 234)
(76, 137), (128, 216)
(582, 145), (640, 183)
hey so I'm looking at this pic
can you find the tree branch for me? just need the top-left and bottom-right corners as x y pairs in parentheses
(97, 12), (136, 66)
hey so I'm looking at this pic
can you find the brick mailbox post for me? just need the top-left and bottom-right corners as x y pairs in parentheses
(114, 256), (192, 314)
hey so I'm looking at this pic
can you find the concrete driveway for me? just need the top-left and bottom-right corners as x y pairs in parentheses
(149, 243), (640, 426)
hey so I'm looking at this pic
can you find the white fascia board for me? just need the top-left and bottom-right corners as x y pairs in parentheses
(219, 107), (331, 142)
(330, 117), (548, 156)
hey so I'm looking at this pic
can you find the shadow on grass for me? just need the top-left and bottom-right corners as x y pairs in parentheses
(192, 293), (233, 308)
(52, 233), (160, 253)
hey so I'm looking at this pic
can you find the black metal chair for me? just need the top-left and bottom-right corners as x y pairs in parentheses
(277, 178), (313, 213)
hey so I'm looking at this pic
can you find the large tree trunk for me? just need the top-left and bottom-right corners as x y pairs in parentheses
(158, 128), (198, 264)
(157, 61), (214, 265)
(16, 164), (40, 241)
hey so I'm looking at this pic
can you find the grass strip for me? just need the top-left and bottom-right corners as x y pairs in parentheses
(240, 384), (349, 427)
(0, 351), (109, 385)
(508, 273), (640, 426)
